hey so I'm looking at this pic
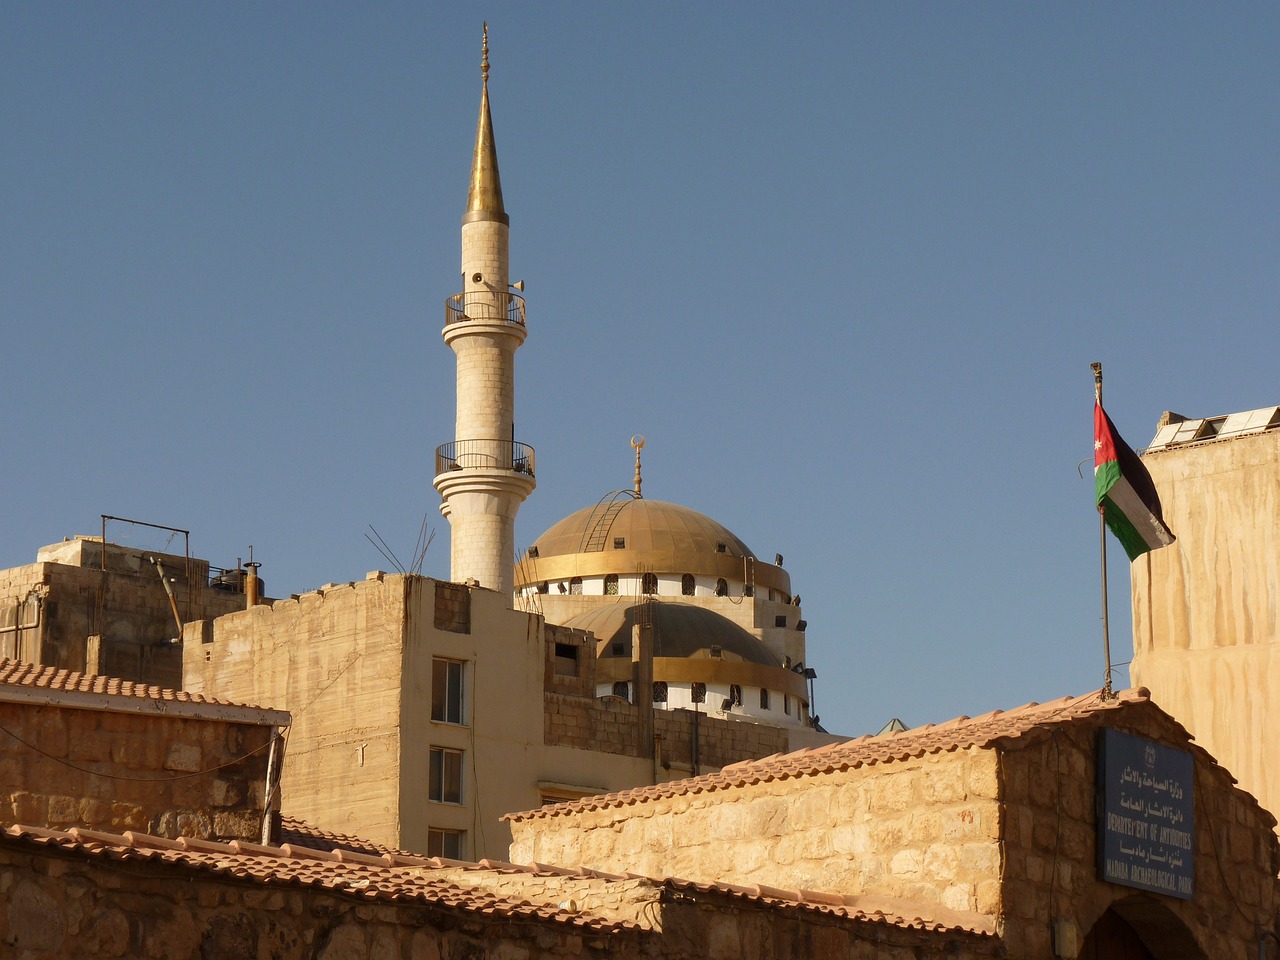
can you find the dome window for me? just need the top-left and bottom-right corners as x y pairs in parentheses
(760, 688), (770, 710)
(715, 542), (726, 553)
(652, 681), (668, 703)
(714, 578), (728, 597)
(642, 573), (658, 595)
(604, 574), (619, 596)
(569, 576), (582, 595)
(613, 537), (626, 549)
(612, 681), (630, 702)
(681, 574), (695, 596)
(691, 682), (706, 704)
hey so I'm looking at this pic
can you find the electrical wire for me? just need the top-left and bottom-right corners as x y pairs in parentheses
(0, 718), (275, 782)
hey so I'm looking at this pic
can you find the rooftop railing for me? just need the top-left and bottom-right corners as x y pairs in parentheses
(445, 290), (525, 327)
(436, 439), (535, 477)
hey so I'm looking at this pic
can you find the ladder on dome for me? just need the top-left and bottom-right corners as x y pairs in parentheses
(579, 490), (638, 553)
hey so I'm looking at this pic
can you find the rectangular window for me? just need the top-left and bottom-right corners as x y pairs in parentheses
(427, 828), (465, 859)
(431, 659), (466, 724)
(429, 747), (464, 804)
(553, 643), (579, 677)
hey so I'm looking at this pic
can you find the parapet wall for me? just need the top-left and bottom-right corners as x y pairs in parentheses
(543, 692), (789, 772)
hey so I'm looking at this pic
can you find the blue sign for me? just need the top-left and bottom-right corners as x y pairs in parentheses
(1098, 728), (1194, 899)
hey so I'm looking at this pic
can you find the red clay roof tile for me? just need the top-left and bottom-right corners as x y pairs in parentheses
(503, 688), (1221, 823)
(0, 658), (276, 713)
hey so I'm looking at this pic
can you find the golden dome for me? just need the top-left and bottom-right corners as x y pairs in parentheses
(518, 494), (790, 594)
(563, 600), (780, 666)
(535, 497), (750, 560)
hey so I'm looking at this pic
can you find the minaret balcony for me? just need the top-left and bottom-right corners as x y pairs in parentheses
(445, 291), (525, 327)
(436, 439), (535, 478)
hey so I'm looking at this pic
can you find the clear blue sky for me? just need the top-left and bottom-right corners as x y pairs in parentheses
(4, 3), (1277, 737)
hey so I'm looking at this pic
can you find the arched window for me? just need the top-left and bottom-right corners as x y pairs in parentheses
(612, 681), (630, 702)
(652, 681), (668, 703)
(715, 578), (728, 597)
(760, 688), (770, 710)
(569, 576), (582, 595)
(681, 574), (695, 596)
(729, 684), (742, 706)
(642, 573), (658, 595)
(604, 574), (619, 596)
(691, 682), (706, 704)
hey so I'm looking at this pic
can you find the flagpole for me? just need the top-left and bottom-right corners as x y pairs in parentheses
(1091, 361), (1114, 699)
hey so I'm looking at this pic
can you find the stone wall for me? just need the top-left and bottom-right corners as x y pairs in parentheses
(1, 541), (249, 688)
(0, 843), (639, 960)
(544, 693), (790, 773)
(0, 836), (1005, 960)
(998, 717), (1280, 958)
(512, 746), (1001, 917)
(0, 701), (273, 841)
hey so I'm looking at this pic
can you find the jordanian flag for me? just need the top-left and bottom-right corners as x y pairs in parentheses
(1094, 401), (1175, 561)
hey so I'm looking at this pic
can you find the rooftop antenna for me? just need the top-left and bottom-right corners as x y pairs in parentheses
(631, 435), (645, 498)
(365, 525), (406, 575)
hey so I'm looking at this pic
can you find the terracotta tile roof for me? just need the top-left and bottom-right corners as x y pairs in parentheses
(277, 816), (416, 859)
(662, 878), (997, 938)
(0, 658), (286, 721)
(1, 823), (638, 935)
(505, 688), (1216, 822)
(2, 821), (995, 940)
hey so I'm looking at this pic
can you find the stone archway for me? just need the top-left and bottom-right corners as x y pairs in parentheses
(1080, 896), (1210, 960)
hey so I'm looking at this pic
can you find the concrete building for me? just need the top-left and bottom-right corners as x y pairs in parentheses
(0, 534), (257, 689)
(179, 569), (834, 861)
(1130, 404), (1280, 825)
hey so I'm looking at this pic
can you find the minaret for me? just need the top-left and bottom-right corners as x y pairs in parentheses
(433, 24), (535, 599)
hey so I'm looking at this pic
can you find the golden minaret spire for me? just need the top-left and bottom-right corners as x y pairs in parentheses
(632, 435), (645, 498)
(466, 22), (506, 223)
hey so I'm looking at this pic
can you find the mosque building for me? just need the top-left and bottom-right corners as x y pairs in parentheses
(433, 29), (817, 736)
(170, 29), (840, 860)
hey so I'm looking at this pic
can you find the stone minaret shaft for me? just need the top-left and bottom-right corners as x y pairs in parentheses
(433, 25), (535, 600)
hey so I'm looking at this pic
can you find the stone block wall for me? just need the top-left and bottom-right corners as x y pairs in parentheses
(0, 842), (639, 960)
(544, 694), (791, 773)
(511, 746), (1002, 915)
(0, 701), (273, 841)
(998, 718), (1280, 958)
(0, 834), (1012, 960)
